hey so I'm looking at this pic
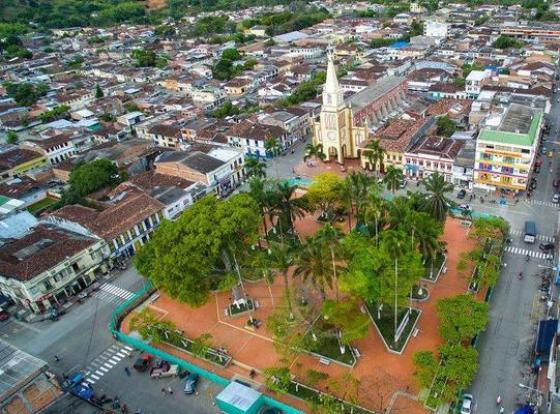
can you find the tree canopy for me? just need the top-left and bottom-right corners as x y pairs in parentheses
(134, 194), (260, 307)
(437, 294), (489, 344)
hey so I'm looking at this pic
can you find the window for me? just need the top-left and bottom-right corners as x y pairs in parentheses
(72, 263), (81, 273)
(44, 280), (53, 291)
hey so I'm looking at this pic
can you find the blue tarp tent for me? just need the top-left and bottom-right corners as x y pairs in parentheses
(514, 405), (535, 414)
(536, 319), (558, 359)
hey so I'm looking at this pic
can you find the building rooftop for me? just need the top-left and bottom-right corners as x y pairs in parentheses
(0, 339), (47, 402)
(349, 76), (406, 113)
(0, 224), (97, 281)
(478, 104), (543, 147)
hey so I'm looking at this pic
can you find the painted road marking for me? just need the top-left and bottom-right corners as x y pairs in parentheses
(509, 230), (555, 242)
(504, 246), (553, 260)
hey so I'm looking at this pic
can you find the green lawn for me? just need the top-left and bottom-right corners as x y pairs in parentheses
(424, 252), (446, 281)
(303, 320), (356, 366)
(28, 197), (57, 214)
(367, 303), (420, 353)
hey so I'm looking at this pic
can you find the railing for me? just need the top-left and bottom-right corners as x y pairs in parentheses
(108, 281), (305, 414)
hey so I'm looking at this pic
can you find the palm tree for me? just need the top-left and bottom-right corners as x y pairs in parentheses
(303, 143), (326, 163)
(293, 238), (333, 300)
(341, 171), (371, 229)
(364, 139), (385, 173)
(265, 136), (282, 177)
(383, 166), (404, 194)
(244, 157), (267, 179)
(363, 191), (387, 247)
(265, 240), (295, 318)
(314, 224), (344, 301)
(248, 177), (274, 240)
(383, 231), (404, 345)
(264, 136), (282, 158)
(422, 172), (455, 222)
(270, 181), (308, 235)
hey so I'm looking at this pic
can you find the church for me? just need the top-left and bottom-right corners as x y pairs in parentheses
(313, 55), (408, 164)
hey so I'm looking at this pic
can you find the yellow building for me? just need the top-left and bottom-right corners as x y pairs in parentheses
(313, 54), (368, 163)
(474, 104), (542, 192)
(0, 148), (47, 182)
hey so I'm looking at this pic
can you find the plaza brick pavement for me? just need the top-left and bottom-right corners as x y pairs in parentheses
(123, 217), (478, 414)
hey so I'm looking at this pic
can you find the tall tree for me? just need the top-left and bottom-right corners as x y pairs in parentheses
(437, 294), (489, 345)
(383, 166), (404, 194)
(423, 172), (455, 222)
(293, 237), (334, 300)
(263, 240), (295, 318)
(248, 177), (274, 239)
(265, 136), (282, 177)
(314, 224), (344, 301)
(306, 172), (343, 220)
(303, 143), (326, 163)
(244, 157), (267, 179)
(270, 182), (308, 235)
(134, 194), (260, 307)
(364, 139), (385, 173)
(341, 170), (371, 228)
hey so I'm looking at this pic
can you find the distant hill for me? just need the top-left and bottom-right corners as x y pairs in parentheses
(0, 0), (296, 30)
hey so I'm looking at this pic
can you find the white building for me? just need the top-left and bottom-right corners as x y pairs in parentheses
(424, 21), (449, 38)
(465, 70), (491, 98)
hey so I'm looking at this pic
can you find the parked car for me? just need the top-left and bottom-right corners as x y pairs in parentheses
(133, 354), (153, 372)
(399, 179), (407, 189)
(540, 242), (555, 252)
(460, 393), (473, 414)
(184, 373), (199, 394)
(457, 189), (466, 199)
(0, 310), (9, 322)
(458, 204), (472, 211)
(553, 193), (560, 204)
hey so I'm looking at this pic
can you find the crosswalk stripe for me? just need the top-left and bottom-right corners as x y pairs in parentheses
(94, 370), (105, 377)
(504, 246), (553, 259)
(110, 357), (121, 363)
(509, 230), (555, 242)
(116, 352), (126, 358)
(99, 366), (109, 372)
(90, 374), (100, 380)
(86, 378), (95, 384)
(124, 346), (133, 351)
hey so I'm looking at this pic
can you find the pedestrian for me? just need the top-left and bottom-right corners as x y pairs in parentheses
(167, 386), (173, 395)
(121, 404), (128, 414)
(54, 354), (60, 362)
(124, 367), (130, 376)
(161, 387), (167, 395)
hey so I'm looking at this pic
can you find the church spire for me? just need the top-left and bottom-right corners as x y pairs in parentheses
(322, 51), (345, 110)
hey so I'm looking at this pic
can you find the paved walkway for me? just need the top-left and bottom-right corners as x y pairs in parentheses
(121, 216), (480, 413)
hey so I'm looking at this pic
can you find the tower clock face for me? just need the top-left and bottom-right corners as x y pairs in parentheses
(327, 131), (337, 141)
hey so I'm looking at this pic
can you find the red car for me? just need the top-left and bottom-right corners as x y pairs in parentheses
(133, 354), (153, 372)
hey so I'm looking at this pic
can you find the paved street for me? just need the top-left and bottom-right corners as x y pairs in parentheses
(0, 267), (220, 414)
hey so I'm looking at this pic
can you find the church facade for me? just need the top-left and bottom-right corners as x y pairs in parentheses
(313, 55), (408, 164)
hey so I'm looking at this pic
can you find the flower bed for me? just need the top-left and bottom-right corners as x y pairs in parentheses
(228, 299), (254, 316)
(303, 320), (356, 367)
(425, 374), (448, 410)
(423, 252), (447, 282)
(160, 329), (232, 367)
(286, 381), (374, 414)
(365, 303), (421, 354)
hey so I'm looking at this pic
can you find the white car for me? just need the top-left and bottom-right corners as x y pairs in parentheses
(458, 204), (472, 211)
(460, 393), (473, 414)
(553, 194), (560, 204)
